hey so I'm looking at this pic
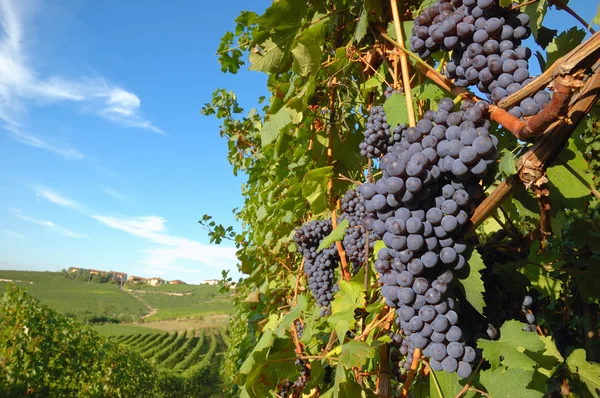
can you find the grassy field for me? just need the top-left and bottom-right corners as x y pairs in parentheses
(93, 323), (163, 336)
(0, 270), (233, 325)
(126, 284), (233, 321)
(0, 271), (147, 323)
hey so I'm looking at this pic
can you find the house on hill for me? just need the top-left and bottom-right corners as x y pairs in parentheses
(169, 279), (186, 285)
(201, 279), (220, 286)
(128, 275), (146, 283)
(147, 277), (164, 286)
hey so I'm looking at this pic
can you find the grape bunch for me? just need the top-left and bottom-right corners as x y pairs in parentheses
(295, 320), (305, 338)
(277, 360), (311, 398)
(359, 105), (407, 158)
(385, 86), (403, 98)
(294, 220), (340, 315)
(340, 189), (374, 275)
(357, 97), (498, 377)
(410, 0), (551, 117)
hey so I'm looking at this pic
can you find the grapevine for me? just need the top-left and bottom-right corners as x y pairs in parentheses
(204, 0), (600, 396)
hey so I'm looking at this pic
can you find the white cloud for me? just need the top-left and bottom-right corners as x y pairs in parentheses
(0, 0), (163, 156)
(4, 124), (83, 159)
(32, 186), (84, 211)
(102, 187), (129, 202)
(92, 214), (238, 271)
(11, 208), (86, 238)
(3, 229), (25, 238)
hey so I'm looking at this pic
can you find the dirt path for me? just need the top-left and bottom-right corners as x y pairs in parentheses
(121, 286), (157, 319)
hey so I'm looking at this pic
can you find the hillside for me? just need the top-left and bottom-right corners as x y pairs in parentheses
(0, 270), (147, 323)
(0, 270), (233, 324)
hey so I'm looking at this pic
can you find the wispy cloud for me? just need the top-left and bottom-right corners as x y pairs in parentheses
(92, 214), (238, 270)
(3, 229), (25, 238)
(102, 187), (129, 202)
(32, 186), (84, 211)
(0, 0), (163, 157)
(11, 208), (86, 238)
(4, 125), (83, 159)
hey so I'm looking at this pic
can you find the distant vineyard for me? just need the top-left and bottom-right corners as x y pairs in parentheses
(112, 327), (228, 395)
(0, 284), (228, 397)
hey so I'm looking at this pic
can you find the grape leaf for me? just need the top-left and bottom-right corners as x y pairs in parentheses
(260, 105), (292, 147)
(519, 264), (563, 300)
(318, 219), (349, 252)
(339, 341), (376, 368)
(477, 320), (545, 370)
(384, 93), (409, 128)
(273, 294), (307, 338)
(547, 165), (591, 200)
(524, 1), (548, 42)
(429, 370), (475, 398)
(302, 166), (333, 214)
(546, 27), (586, 68)
(249, 38), (286, 73)
(566, 349), (600, 398)
(479, 367), (543, 398)
(328, 279), (366, 344)
(499, 148), (517, 177)
(354, 7), (368, 43)
(458, 249), (486, 315)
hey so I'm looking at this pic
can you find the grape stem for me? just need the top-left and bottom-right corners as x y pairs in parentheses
(332, 207), (351, 282)
(389, 0), (416, 127)
(399, 348), (421, 398)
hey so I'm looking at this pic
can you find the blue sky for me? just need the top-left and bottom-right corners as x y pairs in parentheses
(0, 0), (595, 283)
(0, 0), (271, 283)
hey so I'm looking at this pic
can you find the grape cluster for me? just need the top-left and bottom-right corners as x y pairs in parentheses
(295, 320), (305, 338)
(294, 220), (340, 315)
(359, 105), (407, 158)
(277, 360), (310, 398)
(410, 0), (551, 116)
(385, 86), (403, 98)
(358, 97), (498, 377)
(340, 189), (374, 275)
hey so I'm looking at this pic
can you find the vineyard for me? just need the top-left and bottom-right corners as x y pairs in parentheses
(0, 284), (229, 397)
(202, 0), (600, 397)
(112, 327), (229, 392)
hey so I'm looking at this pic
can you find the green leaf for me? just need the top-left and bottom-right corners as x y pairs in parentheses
(546, 27), (586, 68)
(430, 370), (475, 398)
(384, 93), (409, 128)
(479, 367), (543, 398)
(292, 42), (320, 77)
(519, 263), (563, 300)
(338, 341), (376, 368)
(547, 165), (591, 200)
(477, 320), (545, 370)
(328, 279), (366, 344)
(302, 166), (333, 214)
(524, 0), (547, 39)
(353, 6), (368, 43)
(566, 349), (600, 398)
(499, 148), (517, 177)
(458, 250), (486, 315)
(249, 38), (286, 73)
(236, 330), (276, 383)
(318, 219), (349, 252)
(273, 295), (307, 338)
(261, 106), (292, 147)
